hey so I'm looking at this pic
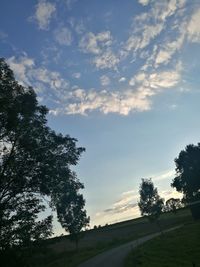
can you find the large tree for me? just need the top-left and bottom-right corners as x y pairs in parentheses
(171, 143), (200, 219)
(138, 179), (164, 226)
(0, 58), (88, 250)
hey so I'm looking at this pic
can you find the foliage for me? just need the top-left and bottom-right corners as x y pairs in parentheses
(171, 144), (200, 219)
(138, 179), (164, 222)
(172, 144), (200, 200)
(165, 198), (182, 213)
(0, 58), (87, 251)
(56, 189), (90, 249)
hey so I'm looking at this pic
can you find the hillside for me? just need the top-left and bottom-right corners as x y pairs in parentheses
(30, 208), (192, 267)
(125, 220), (200, 267)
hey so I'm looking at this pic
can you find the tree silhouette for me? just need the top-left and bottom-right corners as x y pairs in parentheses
(0, 58), (88, 252)
(165, 198), (182, 213)
(171, 144), (200, 219)
(57, 188), (90, 250)
(138, 179), (164, 231)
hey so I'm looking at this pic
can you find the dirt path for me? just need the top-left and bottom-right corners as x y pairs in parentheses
(78, 226), (181, 267)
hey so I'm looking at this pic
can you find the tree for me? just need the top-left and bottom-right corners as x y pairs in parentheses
(165, 198), (182, 213)
(0, 58), (88, 252)
(138, 179), (164, 230)
(171, 144), (200, 219)
(56, 187), (90, 250)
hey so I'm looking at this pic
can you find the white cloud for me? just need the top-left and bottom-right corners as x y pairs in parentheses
(129, 72), (146, 86)
(54, 27), (72, 46)
(119, 77), (126, 82)
(151, 170), (175, 182)
(148, 64), (181, 89)
(100, 75), (110, 86)
(154, 29), (185, 67)
(93, 49), (119, 70)
(7, 56), (35, 86)
(33, 0), (56, 30)
(126, 24), (163, 52)
(93, 190), (140, 225)
(79, 31), (119, 70)
(72, 72), (81, 79)
(129, 61), (181, 92)
(160, 190), (183, 201)
(7, 55), (70, 100)
(187, 9), (200, 43)
(125, 0), (186, 56)
(79, 31), (112, 54)
(51, 86), (152, 116)
(138, 0), (150, 6)
(50, 61), (182, 116)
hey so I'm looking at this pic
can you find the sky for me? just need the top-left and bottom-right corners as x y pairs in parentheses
(1, 0), (200, 235)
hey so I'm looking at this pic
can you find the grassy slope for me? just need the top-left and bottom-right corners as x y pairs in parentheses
(125, 220), (200, 267)
(30, 208), (192, 267)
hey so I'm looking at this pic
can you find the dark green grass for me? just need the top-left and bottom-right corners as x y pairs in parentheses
(125, 220), (200, 267)
(30, 208), (192, 267)
(2, 208), (192, 267)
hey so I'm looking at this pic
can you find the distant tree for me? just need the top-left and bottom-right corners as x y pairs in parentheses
(138, 179), (164, 231)
(56, 191), (90, 250)
(93, 225), (97, 229)
(0, 58), (87, 254)
(171, 144), (200, 219)
(165, 198), (182, 213)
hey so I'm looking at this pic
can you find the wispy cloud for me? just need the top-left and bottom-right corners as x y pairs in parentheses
(72, 72), (81, 79)
(187, 8), (200, 43)
(79, 31), (112, 54)
(7, 55), (35, 86)
(54, 27), (72, 46)
(10, 0), (199, 117)
(79, 31), (119, 70)
(32, 0), (56, 30)
(100, 75), (110, 86)
(119, 77), (126, 83)
(49, 61), (182, 116)
(93, 49), (119, 70)
(151, 170), (175, 182)
(6, 55), (70, 101)
(138, 0), (150, 6)
(124, 0), (186, 58)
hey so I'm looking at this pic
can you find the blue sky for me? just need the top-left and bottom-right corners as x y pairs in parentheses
(1, 0), (200, 234)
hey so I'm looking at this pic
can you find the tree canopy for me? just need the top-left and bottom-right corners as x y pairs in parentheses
(171, 144), (200, 201)
(171, 143), (200, 219)
(0, 58), (89, 250)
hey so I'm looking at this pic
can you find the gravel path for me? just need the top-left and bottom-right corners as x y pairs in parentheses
(78, 226), (181, 267)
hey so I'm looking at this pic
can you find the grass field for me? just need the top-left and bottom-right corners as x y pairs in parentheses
(125, 220), (200, 267)
(28, 208), (193, 267)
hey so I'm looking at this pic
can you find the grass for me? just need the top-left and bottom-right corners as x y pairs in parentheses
(125, 220), (200, 267)
(3, 208), (192, 267)
(28, 208), (192, 267)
